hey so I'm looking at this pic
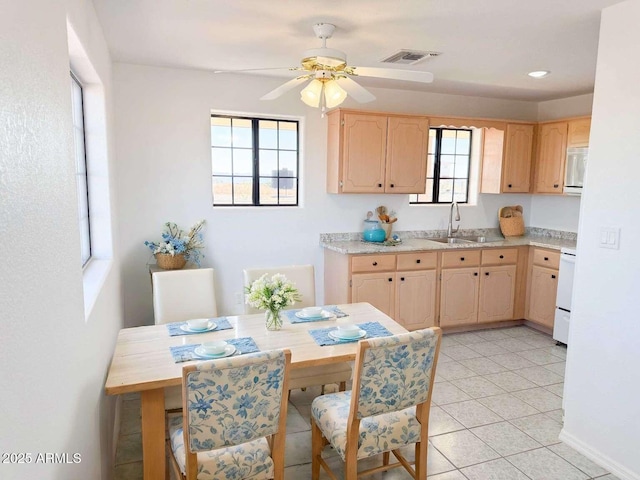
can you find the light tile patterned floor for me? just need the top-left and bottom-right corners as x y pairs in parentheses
(114, 325), (619, 480)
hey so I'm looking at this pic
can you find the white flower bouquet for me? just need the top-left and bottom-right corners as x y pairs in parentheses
(245, 273), (301, 330)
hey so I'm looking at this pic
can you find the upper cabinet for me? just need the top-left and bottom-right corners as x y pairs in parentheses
(567, 117), (591, 148)
(327, 110), (429, 194)
(534, 122), (568, 194)
(480, 123), (534, 193)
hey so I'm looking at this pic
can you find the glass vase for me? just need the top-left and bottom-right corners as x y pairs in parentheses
(265, 308), (283, 331)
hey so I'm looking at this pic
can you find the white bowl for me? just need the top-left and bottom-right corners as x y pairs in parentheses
(301, 307), (323, 318)
(186, 318), (209, 330)
(337, 324), (360, 338)
(201, 340), (227, 355)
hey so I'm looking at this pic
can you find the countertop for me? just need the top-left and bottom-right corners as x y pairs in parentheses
(320, 233), (577, 255)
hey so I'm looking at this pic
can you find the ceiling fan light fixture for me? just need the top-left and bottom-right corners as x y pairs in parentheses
(528, 70), (550, 79)
(300, 79), (323, 107)
(324, 79), (348, 108)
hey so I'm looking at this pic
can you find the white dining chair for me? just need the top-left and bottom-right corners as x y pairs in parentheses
(242, 265), (352, 393)
(152, 268), (218, 410)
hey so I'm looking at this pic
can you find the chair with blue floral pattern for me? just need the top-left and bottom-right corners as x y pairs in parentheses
(310, 328), (442, 480)
(167, 349), (291, 480)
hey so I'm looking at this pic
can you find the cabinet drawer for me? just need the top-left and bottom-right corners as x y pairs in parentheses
(397, 252), (437, 270)
(482, 248), (518, 265)
(532, 249), (560, 269)
(441, 250), (481, 268)
(351, 254), (396, 273)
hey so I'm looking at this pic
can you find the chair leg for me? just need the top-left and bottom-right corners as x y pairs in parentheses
(339, 381), (346, 392)
(311, 418), (323, 480)
(345, 449), (358, 480)
(414, 441), (428, 480)
(383, 451), (390, 467)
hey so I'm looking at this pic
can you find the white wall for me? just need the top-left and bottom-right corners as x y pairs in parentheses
(113, 63), (545, 325)
(537, 93), (594, 121)
(0, 1), (122, 479)
(562, 1), (640, 479)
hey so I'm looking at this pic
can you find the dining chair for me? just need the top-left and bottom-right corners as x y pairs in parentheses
(243, 264), (352, 393)
(152, 268), (218, 410)
(167, 349), (291, 480)
(310, 327), (442, 480)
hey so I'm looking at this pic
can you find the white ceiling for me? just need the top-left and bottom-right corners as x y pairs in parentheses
(92, 0), (622, 102)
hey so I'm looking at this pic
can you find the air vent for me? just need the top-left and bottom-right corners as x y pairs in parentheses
(381, 50), (441, 65)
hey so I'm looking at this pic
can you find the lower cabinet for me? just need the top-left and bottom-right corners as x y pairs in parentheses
(478, 265), (517, 323)
(351, 272), (395, 318)
(396, 270), (437, 329)
(527, 265), (558, 329)
(440, 267), (480, 326)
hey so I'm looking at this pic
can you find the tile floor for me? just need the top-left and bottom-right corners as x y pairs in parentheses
(114, 325), (620, 480)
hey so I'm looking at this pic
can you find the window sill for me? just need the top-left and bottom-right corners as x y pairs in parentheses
(82, 258), (112, 320)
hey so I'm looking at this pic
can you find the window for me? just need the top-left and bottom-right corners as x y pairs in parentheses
(71, 72), (91, 266)
(211, 115), (299, 206)
(410, 128), (472, 204)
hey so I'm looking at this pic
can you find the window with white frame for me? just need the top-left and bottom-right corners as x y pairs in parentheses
(410, 127), (472, 204)
(71, 72), (91, 266)
(211, 115), (299, 206)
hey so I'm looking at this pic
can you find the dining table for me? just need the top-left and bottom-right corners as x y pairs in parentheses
(104, 302), (408, 480)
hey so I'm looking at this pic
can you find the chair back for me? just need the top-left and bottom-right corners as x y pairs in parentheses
(351, 328), (441, 419)
(152, 268), (218, 324)
(243, 265), (315, 314)
(182, 350), (290, 452)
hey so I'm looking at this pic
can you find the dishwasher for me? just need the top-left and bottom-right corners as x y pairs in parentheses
(553, 247), (576, 345)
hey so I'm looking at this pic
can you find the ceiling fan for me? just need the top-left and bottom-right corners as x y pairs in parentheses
(256, 23), (435, 109)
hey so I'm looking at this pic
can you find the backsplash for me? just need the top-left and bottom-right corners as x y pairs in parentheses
(320, 227), (577, 243)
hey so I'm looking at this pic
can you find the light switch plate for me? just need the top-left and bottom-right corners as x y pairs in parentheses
(599, 227), (620, 249)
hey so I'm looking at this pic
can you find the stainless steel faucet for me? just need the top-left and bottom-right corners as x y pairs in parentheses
(447, 201), (461, 237)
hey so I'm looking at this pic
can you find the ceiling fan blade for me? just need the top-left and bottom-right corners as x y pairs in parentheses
(335, 76), (376, 103)
(214, 67), (302, 74)
(260, 76), (311, 100)
(350, 66), (434, 84)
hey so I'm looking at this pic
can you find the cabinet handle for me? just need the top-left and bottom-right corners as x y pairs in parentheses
(485, 272), (490, 276)
(460, 257), (465, 261)
(390, 183), (395, 188)
(416, 259), (421, 264)
(400, 277), (405, 281)
(499, 255), (504, 259)
(508, 184), (512, 188)
(554, 184), (559, 188)
(388, 278), (393, 282)
(474, 272), (478, 276)
(372, 261), (378, 266)
(378, 183), (382, 188)
(551, 274), (556, 279)
(544, 257), (549, 261)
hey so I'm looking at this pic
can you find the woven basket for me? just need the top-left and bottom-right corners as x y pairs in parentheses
(155, 253), (187, 270)
(498, 205), (525, 237)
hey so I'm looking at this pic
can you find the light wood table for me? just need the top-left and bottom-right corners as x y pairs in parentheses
(105, 302), (408, 480)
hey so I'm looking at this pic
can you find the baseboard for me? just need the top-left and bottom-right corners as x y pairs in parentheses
(559, 428), (639, 480)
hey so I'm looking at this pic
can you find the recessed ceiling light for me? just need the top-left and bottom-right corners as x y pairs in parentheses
(528, 70), (550, 79)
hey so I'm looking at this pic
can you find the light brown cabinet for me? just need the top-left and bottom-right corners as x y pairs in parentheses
(534, 122), (568, 194)
(396, 270), (437, 329)
(526, 247), (560, 329)
(440, 266), (480, 327)
(481, 123), (534, 193)
(478, 265), (517, 323)
(351, 272), (396, 318)
(567, 118), (591, 148)
(327, 110), (429, 194)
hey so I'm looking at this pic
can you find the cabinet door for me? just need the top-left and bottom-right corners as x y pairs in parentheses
(528, 265), (559, 328)
(385, 116), (430, 193)
(341, 113), (387, 193)
(351, 272), (395, 318)
(396, 270), (437, 330)
(478, 265), (516, 323)
(567, 118), (591, 148)
(502, 124), (534, 193)
(534, 122), (568, 193)
(440, 267), (480, 327)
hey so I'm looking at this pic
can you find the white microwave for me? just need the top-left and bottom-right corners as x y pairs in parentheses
(564, 147), (588, 195)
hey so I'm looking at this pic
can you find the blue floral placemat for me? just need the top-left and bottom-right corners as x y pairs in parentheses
(283, 305), (348, 324)
(308, 321), (393, 346)
(169, 337), (259, 363)
(166, 317), (233, 336)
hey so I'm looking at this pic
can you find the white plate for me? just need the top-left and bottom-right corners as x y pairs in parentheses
(180, 321), (217, 333)
(194, 344), (236, 359)
(328, 329), (366, 341)
(295, 309), (335, 320)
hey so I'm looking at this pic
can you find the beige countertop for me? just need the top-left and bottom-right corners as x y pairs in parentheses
(320, 234), (577, 255)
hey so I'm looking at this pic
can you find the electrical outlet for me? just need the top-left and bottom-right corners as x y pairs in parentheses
(235, 292), (244, 305)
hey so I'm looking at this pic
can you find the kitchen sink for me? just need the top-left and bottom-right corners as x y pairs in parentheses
(428, 237), (476, 244)
(458, 235), (504, 243)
